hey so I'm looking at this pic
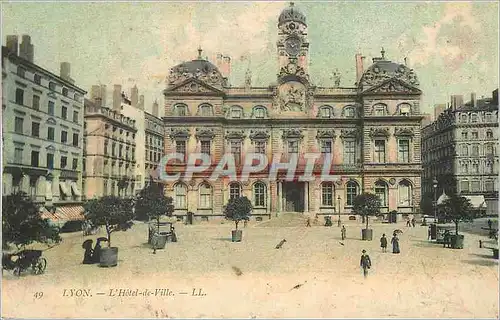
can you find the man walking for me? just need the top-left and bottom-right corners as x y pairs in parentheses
(380, 234), (388, 252)
(360, 249), (372, 278)
(341, 225), (346, 240)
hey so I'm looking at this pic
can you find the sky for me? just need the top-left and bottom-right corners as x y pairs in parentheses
(2, 1), (499, 117)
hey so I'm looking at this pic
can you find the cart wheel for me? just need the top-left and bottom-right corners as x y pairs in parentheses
(33, 258), (47, 275)
(13, 266), (21, 277)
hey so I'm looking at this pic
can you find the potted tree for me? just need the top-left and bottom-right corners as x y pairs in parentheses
(83, 196), (134, 267)
(135, 180), (174, 248)
(2, 191), (62, 250)
(353, 193), (381, 241)
(224, 196), (252, 242)
(438, 194), (474, 249)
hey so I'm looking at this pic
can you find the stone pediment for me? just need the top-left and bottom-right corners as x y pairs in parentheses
(164, 78), (225, 96)
(169, 128), (190, 140)
(316, 129), (336, 139)
(249, 130), (270, 140)
(282, 128), (303, 140)
(225, 130), (246, 140)
(195, 128), (215, 140)
(369, 127), (390, 138)
(340, 129), (359, 139)
(362, 78), (422, 95)
(394, 127), (415, 137)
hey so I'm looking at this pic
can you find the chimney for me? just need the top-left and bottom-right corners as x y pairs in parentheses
(100, 85), (107, 107)
(450, 95), (464, 111)
(152, 100), (159, 117)
(60, 62), (71, 80)
(216, 53), (223, 70)
(113, 84), (122, 111)
(6, 35), (18, 55)
(471, 92), (477, 108)
(138, 95), (145, 110)
(90, 85), (102, 106)
(130, 85), (138, 107)
(355, 53), (364, 85)
(19, 35), (34, 63)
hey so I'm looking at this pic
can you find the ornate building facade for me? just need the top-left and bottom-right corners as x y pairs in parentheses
(422, 90), (499, 215)
(162, 3), (424, 220)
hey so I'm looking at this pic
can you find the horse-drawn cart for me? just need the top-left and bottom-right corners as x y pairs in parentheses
(2, 250), (47, 276)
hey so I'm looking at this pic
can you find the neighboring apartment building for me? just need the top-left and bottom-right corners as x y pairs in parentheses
(162, 3), (424, 220)
(2, 35), (86, 222)
(422, 89), (499, 215)
(83, 92), (137, 199)
(144, 100), (164, 186)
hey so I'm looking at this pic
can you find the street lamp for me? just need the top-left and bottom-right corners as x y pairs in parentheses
(337, 195), (342, 227)
(433, 178), (438, 222)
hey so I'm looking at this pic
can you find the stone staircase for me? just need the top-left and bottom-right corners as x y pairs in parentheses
(256, 212), (321, 228)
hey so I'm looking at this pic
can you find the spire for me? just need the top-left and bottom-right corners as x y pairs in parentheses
(381, 47), (386, 60)
(197, 46), (203, 59)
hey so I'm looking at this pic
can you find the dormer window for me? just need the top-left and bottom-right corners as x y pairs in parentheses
(319, 106), (332, 118)
(254, 107), (266, 119)
(373, 104), (387, 116)
(199, 104), (213, 116)
(398, 103), (411, 116)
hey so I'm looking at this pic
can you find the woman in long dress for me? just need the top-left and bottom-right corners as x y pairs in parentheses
(391, 234), (400, 254)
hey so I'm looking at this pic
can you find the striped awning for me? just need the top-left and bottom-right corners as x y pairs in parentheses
(40, 205), (84, 222)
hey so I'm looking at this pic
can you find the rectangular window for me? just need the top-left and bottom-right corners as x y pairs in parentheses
(254, 141), (266, 154)
(62, 106), (68, 120)
(47, 127), (55, 141)
(230, 141), (242, 165)
(72, 133), (79, 147)
(231, 109), (242, 118)
(176, 140), (186, 155)
(32, 95), (40, 110)
(471, 181), (480, 192)
(344, 140), (356, 164)
(60, 156), (67, 169)
(61, 131), (68, 143)
(472, 132), (478, 139)
(472, 163), (479, 174)
(485, 113), (492, 122)
(461, 132), (467, 140)
(72, 158), (78, 170)
(14, 117), (24, 134)
(320, 108), (331, 118)
(15, 88), (24, 105)
(46, 153), (54, 169)
(460, 180), (469, 193)
(471, 144), (479, 156)
(48, 101), (55, 115)
(322, 183), (334, 206)
(119, 145), (123, 158)
(31, 122), (40, 137)
(374, 140), (386, 163)
(398, 139), (410, 163)
(461, 162), (468, 173)
(201, 140), (211, 155)
(34, 74), (41, 84)
(287, 140), (299, 154)
(49, 82), (56, 91)
(62, 88), (68, 97)
(14, 148), (23, 164)
(485, 180), (494, 192)
(320, 140), (332, 154)
(31, 150), (39, 167)
(73, 111), (79, 123)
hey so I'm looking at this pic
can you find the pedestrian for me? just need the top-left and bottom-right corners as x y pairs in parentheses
(443, 230), (451, 248)
(244, 220), (248, 228)
(488, 219), (492, 230)
(82, 240), (94, 264)
(406, 218), (411, 227)
(341, 225), (346, 240)
(380, 234), (388, 252)
(391, 233), (400, 254)
(411, 218), (416, 228)
(306, 217), (311, 227)
(428, 227), (431, 240)
(360, 249), (372, 278)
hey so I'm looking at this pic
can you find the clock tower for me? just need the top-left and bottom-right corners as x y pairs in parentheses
(277, 2), (309, 81)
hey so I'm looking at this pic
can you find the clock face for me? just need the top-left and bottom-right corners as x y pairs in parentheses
(285, 37), (301, 56)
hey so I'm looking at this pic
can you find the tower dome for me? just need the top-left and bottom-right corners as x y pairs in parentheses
(278, 2), (307, 26)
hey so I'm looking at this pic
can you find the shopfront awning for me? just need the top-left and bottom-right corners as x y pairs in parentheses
(59, 182), (70, 196)
(71, 182), (81, 197)
(56, 205), (85, 221)
(464, 195), (486, 209)
(437, 191), (450, 205)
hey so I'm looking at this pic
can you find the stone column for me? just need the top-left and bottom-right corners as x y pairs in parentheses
(304, 182), (309, 214)
(277, 181), (282, 215)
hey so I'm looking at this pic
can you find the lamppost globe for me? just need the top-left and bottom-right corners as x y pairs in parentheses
(432, 178), (438, 222)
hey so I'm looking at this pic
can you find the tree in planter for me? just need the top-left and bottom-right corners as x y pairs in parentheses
(438, 194), (474, 248)
(353, 193), (381, 240)
(2, 192), (62, 250)
(83, 196), (135, 248)
(224, 196), (252, 242)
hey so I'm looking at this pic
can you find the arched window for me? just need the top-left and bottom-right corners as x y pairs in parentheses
(199, 183), (212, 208)
(319, 106), (333, 118)
(230, 106), (243, 118)
(398, 180), (412, 206)
(199, 104), (213, 116)
(486, 130), (493, 139)
(485, 161), (493, 174)
(174, 183), (187, 208)
(344, 106), (355, 118)
(461, 131), (468, 140)
(461, 144), (468, 156)
(397, 103), (411, 116)
(374, 181), (388, 207)
(174, 104), (187, 116)
(373, 104), (387, 116)
(253, 106), (267, 119)
(346, 181), (359, 206)
(229, 182), (241, 199)
(470, 113), (478, 123)
(253, 182), (266, 207)
(461, 114), (468, 123)
(321, 182), (334, 206)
